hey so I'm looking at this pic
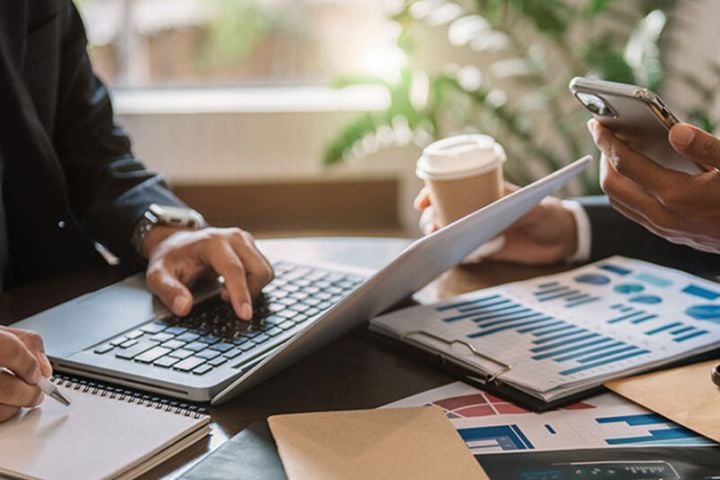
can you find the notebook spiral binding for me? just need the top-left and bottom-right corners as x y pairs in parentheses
(51, 374), (208, 419)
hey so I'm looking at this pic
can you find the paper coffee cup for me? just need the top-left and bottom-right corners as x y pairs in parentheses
(417, 134), (506, 259)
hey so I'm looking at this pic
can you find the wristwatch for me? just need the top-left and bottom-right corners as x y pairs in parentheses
(132, 204), (207, 256)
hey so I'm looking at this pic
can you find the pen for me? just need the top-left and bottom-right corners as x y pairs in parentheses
(37, 377), (71, 407)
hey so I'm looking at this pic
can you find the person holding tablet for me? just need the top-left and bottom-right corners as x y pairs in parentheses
(415, 120), (720, 272)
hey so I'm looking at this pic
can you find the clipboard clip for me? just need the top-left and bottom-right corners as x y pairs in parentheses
(400, 330), (511, 385)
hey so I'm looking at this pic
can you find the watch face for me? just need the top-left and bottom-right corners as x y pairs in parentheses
(149, 204), (206, 228)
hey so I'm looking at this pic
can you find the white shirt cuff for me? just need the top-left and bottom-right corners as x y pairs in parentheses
(561, 200), (591, 263)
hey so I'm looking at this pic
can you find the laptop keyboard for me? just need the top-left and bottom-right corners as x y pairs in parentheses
(91, 262), (364, 376)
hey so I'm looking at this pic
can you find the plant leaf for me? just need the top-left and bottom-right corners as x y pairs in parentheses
(587, 0), (611, 16)
(624, 9), (667, 89)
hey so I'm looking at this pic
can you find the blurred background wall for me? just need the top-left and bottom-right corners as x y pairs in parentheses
(75, 0), (720, 238)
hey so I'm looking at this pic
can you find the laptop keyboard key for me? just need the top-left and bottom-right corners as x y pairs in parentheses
(164, 326), (187, 335)
(210, 342), (234, 352)
(120, 339), (138, 348)
(278, 321), (295, 330)
(115, 341), (159, 360)
(173, 357), (205, 372)
(135, 346), (172, 363)
(168, 349), (193, 359)
(253, 333), (270, 344)
(185, 341), (209, 352)
(265, 327), (283, 337)
(208, 356), (228, 367)
(140, 322), (167, 334)
(195, 349), (220, 360)
(94, 343), (114, 354)
(150, 332), (175, 343)
(154, 356), (179, 368)
(109, 336), (128, 347)
(125, 329), (145, 340)
(162, 339), (186, 350)
(193, 364), (213, 375)
(176, 332), (200, 343)
(223, 348), (245, 359)
(199, 335), (221, 345)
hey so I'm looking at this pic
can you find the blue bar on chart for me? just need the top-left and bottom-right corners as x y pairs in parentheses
(599, 264), (632, 276)
(458, 425), (534, 452)
(635, 272), (672, 288)
(436, 294), (502, 312)
(682, 284), (720, 300)
(596, 413), (711, 446)
(558, 348), (649, 376)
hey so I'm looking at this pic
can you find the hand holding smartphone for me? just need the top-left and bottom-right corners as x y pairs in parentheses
(569, 77), (704, 175)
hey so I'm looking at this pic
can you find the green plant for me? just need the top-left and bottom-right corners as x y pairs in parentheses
(324, 0), (718, 194)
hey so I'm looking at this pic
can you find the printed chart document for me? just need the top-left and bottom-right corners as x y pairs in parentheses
(384, 382), (715, 455)
(371, 257), (720, 404)
(0, 377), (209, 480)
(607, 359), (720, 443)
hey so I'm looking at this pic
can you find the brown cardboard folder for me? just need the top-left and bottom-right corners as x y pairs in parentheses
(606, 359), (720, 443)
(268, 406), (488, 480)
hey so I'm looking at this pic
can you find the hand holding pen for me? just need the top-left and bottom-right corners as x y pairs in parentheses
(0, 326), (70, 421)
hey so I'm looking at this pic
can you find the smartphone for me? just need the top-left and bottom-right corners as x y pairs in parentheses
(569, 77), (703, 174)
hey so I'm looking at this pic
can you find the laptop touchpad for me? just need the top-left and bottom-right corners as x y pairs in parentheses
(12, 274), (165, 358)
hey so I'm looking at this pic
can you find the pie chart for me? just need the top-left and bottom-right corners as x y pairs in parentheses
(685, 305), (720, 323)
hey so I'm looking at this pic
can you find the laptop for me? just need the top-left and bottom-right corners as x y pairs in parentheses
(14, 157), (591, 405)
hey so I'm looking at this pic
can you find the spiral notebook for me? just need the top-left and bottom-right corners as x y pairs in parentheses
(0, 376), (210, 480)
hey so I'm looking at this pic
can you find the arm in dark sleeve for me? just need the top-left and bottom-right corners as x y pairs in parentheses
(576, 196), (720, 276)
(51, 1), (186, 261)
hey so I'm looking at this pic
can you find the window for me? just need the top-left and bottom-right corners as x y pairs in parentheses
(77, 0), (395, 88)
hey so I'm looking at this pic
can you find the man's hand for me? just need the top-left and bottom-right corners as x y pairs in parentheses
(588, 119), (720, 254)
(143, 227), (274, 320)
(0, 326), (53, 421)
(414, 187), (578, 265)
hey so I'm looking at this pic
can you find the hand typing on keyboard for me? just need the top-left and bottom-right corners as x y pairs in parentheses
(142, 227), (274, 320)
(97, 263), (365, 376)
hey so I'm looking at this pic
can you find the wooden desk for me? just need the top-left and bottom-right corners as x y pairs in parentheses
(0, 237), (561, 479)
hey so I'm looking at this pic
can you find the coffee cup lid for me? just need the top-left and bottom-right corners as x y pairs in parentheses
(416, 134), (506, 180)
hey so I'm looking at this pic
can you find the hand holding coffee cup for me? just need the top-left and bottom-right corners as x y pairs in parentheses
(415, 134), (506, 260)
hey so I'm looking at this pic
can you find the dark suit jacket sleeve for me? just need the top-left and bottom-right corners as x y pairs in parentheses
(576, 196), (720, 276)
(51, 2), (186, 260)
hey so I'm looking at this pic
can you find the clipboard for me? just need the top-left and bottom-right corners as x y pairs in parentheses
(371, 329), (720, 413)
